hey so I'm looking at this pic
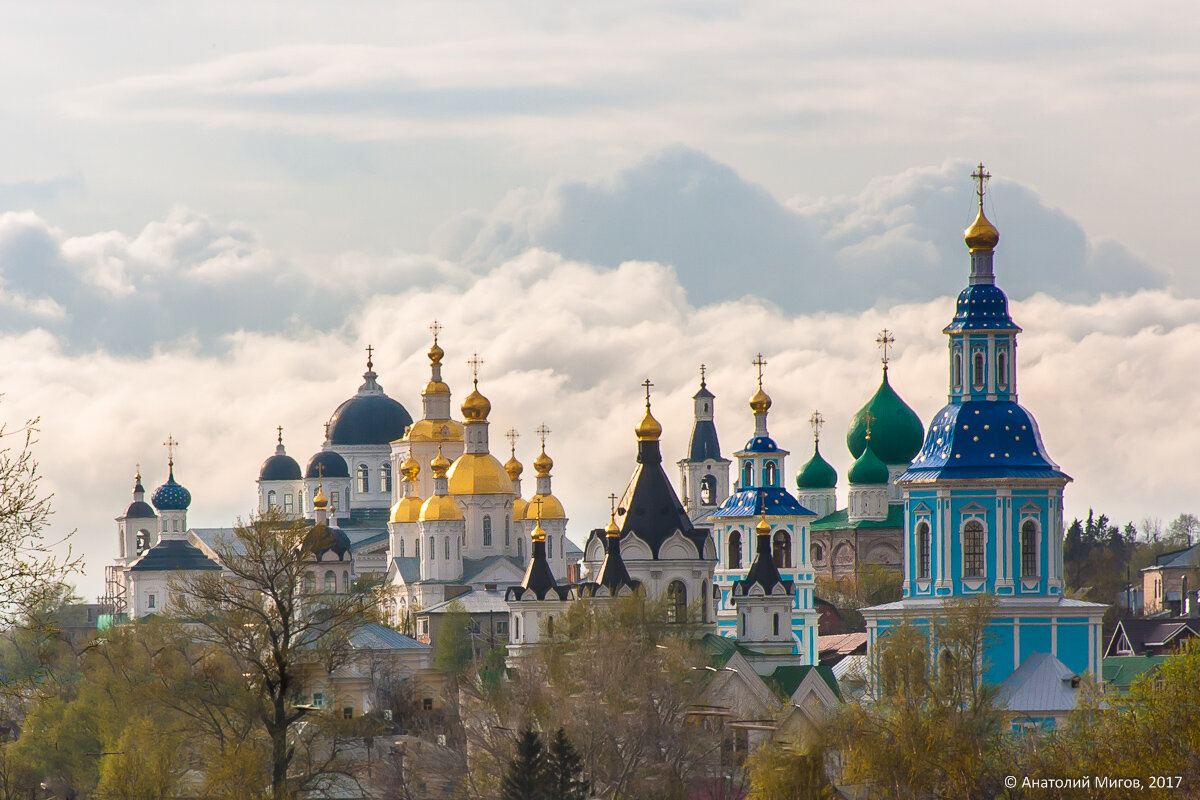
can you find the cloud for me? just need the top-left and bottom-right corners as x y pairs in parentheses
(436, 149), (1169, 308)
(4, 245), (1197, 600)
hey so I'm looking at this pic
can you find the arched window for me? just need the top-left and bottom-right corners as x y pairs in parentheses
(483, 516), (492, 546)
(303, 572), (315, 593)
(414, 538), (420, 558)
(324, 570), (336, 593)
(701, 580), (709, 623)
(547, 615), (554, 638)
(505, 517), (511, 546)
(728, 532), (742, 569)
(666, 581), (687, 624)
(267, 490), (277, 509)
(742, 461), (754, 488)
(1021, 520), (1038, 577)
(284, 493), (294, 513)
(444, 537), (450, 560)
(547, 535), (553, 558)
(962, 519), (985, 578)
(739, 612), (746, 637)
(916, 521), (931, 579)
(996, 350), (1009, 390)
(330, 491), (339, 513)
(773, 613), (780, 636)
(399, 537), (405, 557)
(343, 570), (349, 591)
(430, 537), (435, 561)
(763, 461), (778, 487)
(700, 475), (717, 506)
(357, 464), (370, 493)
(136, 530), (149, 554)
(773, 530), (792, 569)
(344, 488), (350, 509)
(514, 615), (520, 641)
(972, 351), (985, 388)
(711, 583), (720, 620)
(380, 463), (392, 493)
(952, 349), (963, 389)
(517, 537), (524, 560)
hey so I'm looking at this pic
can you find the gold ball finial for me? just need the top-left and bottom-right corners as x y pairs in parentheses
(756, 514), (771, 536)
(430, 445), (452, 478)
(504, 428), (523, 479)
(460, 353), (491, 421)
(530, 497), (547, 543)
(749, 353), (772, 413)
(635, 379), (663, 441)
(533, 423), (553, 476)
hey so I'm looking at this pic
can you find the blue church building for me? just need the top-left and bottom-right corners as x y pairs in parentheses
(861, 167), (1106, 723)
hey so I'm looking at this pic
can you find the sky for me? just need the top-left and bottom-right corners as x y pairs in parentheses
(2, 2), (1199, 599)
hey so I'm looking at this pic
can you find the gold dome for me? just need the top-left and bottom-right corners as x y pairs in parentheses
(605, 510), (620, 537)
(430, 448), (452, 478)
(461, 385), (491, 422)
(419, 494), (464, 522)
(513, 496), (528, 522)
(756, 515), (771, 536)
(400, 455), (420, 480)
(749, 387), (772, 414)
(421, 379), (450, 397)
(964, 207), (1000, 252)
(447, 453), (514, 495)
(313, 487), (328, 509)
(530, 519), (547, 543)
(402, 418), (464, 444)
(390, 495), (423, 524)
(533, 448), (553, 477)
(504, 454), (524, 480)
(428, 341), (444, 364)
(635, 407), (662, 441)
(527, 492), (566, 520)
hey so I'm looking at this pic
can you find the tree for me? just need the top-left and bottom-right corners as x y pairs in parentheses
(743, 742), (834, 800)
(500, 726), (548, 800)
(0, 415), (80, 628)
(544, 728), (588, 800)
(1166, 513), (1200, 547)
(432, 599), (473, 675)
(172, 509), (380, 800)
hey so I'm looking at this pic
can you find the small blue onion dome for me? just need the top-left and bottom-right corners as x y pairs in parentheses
(796, 444), (838, 490)
(303, 522), (352, 561)
(305, 450), (349, 479)
(152, 468), (192, 511)
(847, 440), (889, 485)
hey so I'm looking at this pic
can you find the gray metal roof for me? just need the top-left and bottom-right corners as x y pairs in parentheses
(347, 623), (430, 651)
(391, 556), (421, 583)
(419, 588), (510, 616)
(996, 651), (1079, 714)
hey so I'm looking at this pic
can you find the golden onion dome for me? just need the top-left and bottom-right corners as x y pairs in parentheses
(749, 387), (773, 414)
(504, 454), (524, 480)
(461, 385), (491, 422)
(400, 455), (420, 480)
(419, 494), (464, 522)
(402, 418), (465, 443)
(512, 496), (528, 522)
(390, 495), (423, 524)
(430, 448), (452, 478)
(605, 510), (620, 537)
(528, 492), (566, 520)
(756, 515), (771, 536)
(428, 341), (444, 364)
(635, 407), (662, 441)
(447, 453), (514, 495)
(530, 519), (547, 543)
(533, 448), (553, 476)
(422, 379), (451, 397)
(313, 487), (328, 509)
(964, 207), (1000, 252)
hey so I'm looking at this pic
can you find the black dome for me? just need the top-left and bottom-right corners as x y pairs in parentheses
(303, 523), (352, 560)
(260, 453), (302, 481)
(129, 539), (222, 572)
(123, 501), (157, 519)
(306, 450), (349, 479)
(328, 394), (413, 446)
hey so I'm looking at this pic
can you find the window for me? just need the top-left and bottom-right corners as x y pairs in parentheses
(444, 536), (450, 560)
(763, 461), (778, 487)
(324, 570), (336, 593)
(772, 530), (792, 569)
(284, 493), (294, 513)
(496, 620), (508, 635)
(303, 572), (315, 593)
(514, 616), (520, 640)
(313, 692), (325, 708)
(773, 613), (780, 636)
(343, 707), (354, 719)
(547, 535), (553, 558)
(267, 489), (277, 509)
(423, 698), (433, 711)
(470, 621), (481, 634)
(739, 612), (745, 637)
(430, 537), (435, 560)
(344, 488), (350, 509)
(418, 619), (428, 635)
(330, 491), (338, 512)
(1021, 520), (1038, 577)
(742, 462), (754, 488)
(517, 537), (523, 560)
(147, 593), (156, 609)
(136, 530), (149, 554)
(811, 542), (824, 564)
(483, 516), (492, 546)
(972, 351), (985, 388)
(996, 350), (1009, 390)
(728, 531), (742, 569)
(953, 349), (963, 389)
(505, 517), (511, 546)
(343, 570), (349, 590)
(700, 475), (716, 506)
(414, 538), (420, 558)
(712, 583), (720, 620)
(547, 615), (554, 637)
(917, 521), (931, 579)
(400, 537), (405, 557)
(357, 464), (370, 493)
(701, 580), (709, 622)
(667, 581), (687, 624)
(380, 462), (392, 493)
(962, 519), (985, 578)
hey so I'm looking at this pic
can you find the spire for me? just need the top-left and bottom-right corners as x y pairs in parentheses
(635, 379), (663, 443)
(504, 427), (524, 480)
(739, 514), (786, 594)
(595, 492), (636, 593)
(134, 464), (144, 496)
(163, 434), (177, 475)
(965, 163), (1000, 283)
(797, 410), (838, 491)
(517, 497), (560, 599)
(275, 425), (287, 456)
(876, 329), (894, 374)
(461, 353), (491, 422)
(748, 353), (772, 438)
(693, 363), (715, 400)
(359, 344), (382, 392)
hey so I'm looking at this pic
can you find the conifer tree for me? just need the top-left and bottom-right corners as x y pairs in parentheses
(500, 726), (547, 800)
(544, 727), (589, 800)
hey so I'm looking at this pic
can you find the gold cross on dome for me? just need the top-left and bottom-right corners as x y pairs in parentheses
(316, 463), (325, 480)
(809, 410), (825, 444)
(277, 425), (283, 445)
(467, 353), (485, 385)
(536, 424), (551, 451)
(641, 378), (654, 407)
(429, 319), (442, 342)
(365, 344), (374, 370)
(506, 428), (519, 457)
(699, 363), (707, 386)
(163, 434), (177, 466)
(971, 163), (991, 202)
(532, 496), (544, 523)
(861, 410), (876, 440)
(609, 492), (618, 515)
(876, 329), (895, 367)
(752, 353), (767, 388)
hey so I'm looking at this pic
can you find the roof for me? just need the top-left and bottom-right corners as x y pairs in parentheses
(1151, 544), (1200, 570)
(995, 652), (1079, 714)
(611, 435), (709, 559)
(259, 450), (302, 481)
(306, 449), (349, 479)
(1101, 655), (1169, 689)
(710, 487), (815, 519)
(1105, 617), (1200, 656)
(506, 539), (569, 601)
(943, 282), (1021, 333)
(764, 665), (841, 702)
(389, 557), (420, 583)
(846, 368), (924, 465)
(122, 500), (157, 519)
(698, 633), (759, 668)
(326, 368), (413, 446)
(688, 419), (722, 462)
(734, 529), (793, 596)
(348, 622), (431, 651)
(128, 538), (222, 573)
(818, 632), (868, 657)
(421, 588), (512, 615)
(461, 555), (524, 583)
(811, 503), (903, 531)
(191, 527), (240, 556)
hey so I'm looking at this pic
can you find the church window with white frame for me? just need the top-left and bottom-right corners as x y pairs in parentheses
(962, 518), (985, 578)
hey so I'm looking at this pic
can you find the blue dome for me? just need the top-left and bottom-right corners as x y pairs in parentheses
(303, 523), (352, 561)
(900, 401), (1069, 483)
(124, 500), (157, 519)
(710, 487), (815, 518)
(306, 450), (349, 479)
(328, 394), (413, 446)
(151, 470), (192, 511)
(742, 436), (780, 453)
(129, 539), (221, 572)
(260, 453), (302, 481)
(943, 284), (1022, 333)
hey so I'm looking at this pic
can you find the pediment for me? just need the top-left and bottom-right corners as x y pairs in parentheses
(659, 530), (699, 561)
(960, 502), (988, 515)
(1019, 501), (1042, 515)
(622, 532), (653, 561)
(912, 501), (933, 515)
(586, 537), (605, 563)
(469, 559), (525, 586)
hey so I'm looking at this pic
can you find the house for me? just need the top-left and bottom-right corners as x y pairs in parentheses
(1141, 544), (1200, 616)
(1104, 617), (1200, 657)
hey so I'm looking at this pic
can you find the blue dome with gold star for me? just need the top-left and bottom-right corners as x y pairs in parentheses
(151, 468), (192, 511)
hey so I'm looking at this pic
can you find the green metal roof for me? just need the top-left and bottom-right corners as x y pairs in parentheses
(765, 664), (842, 701)
(810, 503), (904, 531)
(1101, 655), (1169, 690)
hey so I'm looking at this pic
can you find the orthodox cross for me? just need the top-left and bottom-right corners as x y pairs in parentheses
(163, 435), (177, 467)
(641, 378), (654, 407)
(467, 353), (485, 386)
(315, 463), (325, 481)
(506, 428), (520, 458)
(135, 462), (141, 482)
(699, 363), (707, 387)
(972, 163), (991, 202)
(876, 329), (895, 367)
(324, 421), (331, 441)
(753, 353), (767, 388)
(609, 493), (619, 515)
(861, 410), (876, 440)
(532, 496), (544, 526)
(277, 425), (284, 445)
(429, 319), (442, 343)
(809, 410), (825, 444)
(536, 423), (551, 452)
(365, 344), (374, 371)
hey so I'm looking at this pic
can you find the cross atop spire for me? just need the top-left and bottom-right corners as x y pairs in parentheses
(609, 492), (618, 515)
(163, 434), (178, 468)
(699, 363), (707, 387)
(429, 319), (442, 343)
(506, 427), (519, 457)
(753, 353), (767, 388)
(467, 353), (485, 386)
(876, 329), (895, 369)
(641, 378), (654, 408)
(365, 344), (374, 371)
(971, 162), (991, 205)
(809, 410), (825, 444)
(135, 462), (141, 482)
(277, 425), (283, 445)
(536, 423), (551, 452)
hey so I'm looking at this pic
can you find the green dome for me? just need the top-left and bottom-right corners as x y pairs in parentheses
(796, 443), (838, 490)
(847, 440), (889, 485)
(846, 368), (924, 465)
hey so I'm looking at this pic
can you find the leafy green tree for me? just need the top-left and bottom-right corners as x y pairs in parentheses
(743, 742), (834, 800)
(544, 728), (588, 800)
(500, 726), (547, 800)
(432, 599), (473, 675)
